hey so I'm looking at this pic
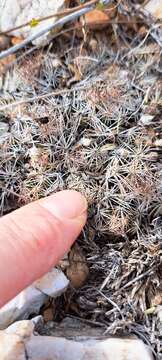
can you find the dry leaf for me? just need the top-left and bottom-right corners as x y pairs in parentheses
(81, 9), (110, 30)
(11, 36), (23, 45)
(43, 307), (54, 322)
(66, 244), (89, 288)
(100, 143), (116, 152)
(151, 291), (162, 307)
(67, 62), (82, 86)
(0, 54), (16, 75)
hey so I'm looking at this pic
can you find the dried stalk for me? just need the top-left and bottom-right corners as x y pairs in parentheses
(0, 6), (93, 60)
(0, 0), (98, 36)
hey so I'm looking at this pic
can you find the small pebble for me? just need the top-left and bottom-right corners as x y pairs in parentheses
(89, 38), (98, 52)
(139, 114), (154, 125)
(0, 122), (9, 144)
(154, 139), (162, 147)
(80, 137), (91, 147)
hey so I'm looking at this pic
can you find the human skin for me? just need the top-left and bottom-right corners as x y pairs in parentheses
(0, 190), (87, 307)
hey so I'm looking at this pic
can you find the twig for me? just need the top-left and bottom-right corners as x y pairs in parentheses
(8, 18), (146, 68)
(114, 268), (154, 294)
(0, 88), (75, 111)
(121, 23), (162, 61)
(98, 289), (124, 318)
(0, 0), (98, 36)
(104, 0), (122, 12)
(5, 46), (38, 69)
(68, 315), (106, 329)
(100, 267), (115, 291)
(0, 78), (108, 111)
(0, 84), (94, 111)
(0, 6), (94, 60)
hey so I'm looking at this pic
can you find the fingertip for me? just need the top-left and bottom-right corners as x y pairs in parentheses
(40, 190), (88, 220)
(0, 190), (88, 306)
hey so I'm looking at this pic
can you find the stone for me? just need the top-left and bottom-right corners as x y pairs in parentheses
(89, 38), (98, 52)
(34, 268), (69, 297)
(0, 318), (153, 360)
(0, 317), (43, 360)
(80, 137), (92, 147)
(0, 286), (47, 330)
(0, 0), (67, 46)
(0, 333), (25, 360)
(0, 268), (69, 330)
(139, 114), (154, 125)
(26, 337), (153, 360)
(144, 0), (162, 19)
(154, 139), (162, 147)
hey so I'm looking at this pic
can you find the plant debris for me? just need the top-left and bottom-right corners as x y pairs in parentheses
(66, 244), (89, 288)
(0, 0), (162, 358)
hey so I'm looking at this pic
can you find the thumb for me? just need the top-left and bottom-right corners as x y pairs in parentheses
(0, 190), (87, 307)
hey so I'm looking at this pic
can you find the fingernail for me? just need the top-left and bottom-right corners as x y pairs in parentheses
(41, 190), (87, 220)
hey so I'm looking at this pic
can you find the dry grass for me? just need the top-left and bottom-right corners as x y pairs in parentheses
(0, 1), (162, 357)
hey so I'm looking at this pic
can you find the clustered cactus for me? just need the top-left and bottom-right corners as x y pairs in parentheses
(0, 9), (162, 356)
